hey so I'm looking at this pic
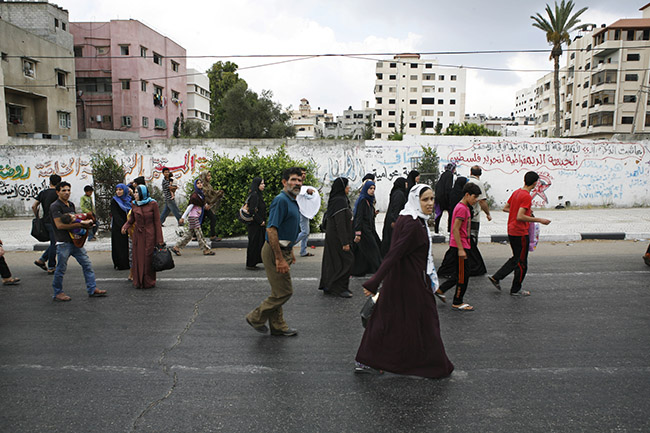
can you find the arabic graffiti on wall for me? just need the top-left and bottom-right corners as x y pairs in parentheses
(0, 179), (47, 200)
(0, 164), (31, 180)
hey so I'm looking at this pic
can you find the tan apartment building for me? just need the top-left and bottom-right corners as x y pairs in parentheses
(0, 1), (77, 143)
(374, 54), (466, 139)
(534, 70), (566, 137)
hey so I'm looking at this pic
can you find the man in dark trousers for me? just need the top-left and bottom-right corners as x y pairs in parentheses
(50, 182), (107, 302)
(33, 174), (61, 274)
(488, 171), (551, 296)
(246, 167), (303, 336)
(434, 162), (456, 233)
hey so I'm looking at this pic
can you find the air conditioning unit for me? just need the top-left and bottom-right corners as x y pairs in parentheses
(96, 115), (102, 122)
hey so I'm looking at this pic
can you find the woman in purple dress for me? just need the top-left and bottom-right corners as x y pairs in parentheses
(355, 184), (454, 378)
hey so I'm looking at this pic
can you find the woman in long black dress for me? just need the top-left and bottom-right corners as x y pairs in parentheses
(350, 181), (382, 277)
(246, 177), (267, 270)
(381, 177), (408, 256)
(406, 169), (420, 191)
(318, 177), (354, 298)
(355, 184), (454, 378)
(110, 183), (131, 270)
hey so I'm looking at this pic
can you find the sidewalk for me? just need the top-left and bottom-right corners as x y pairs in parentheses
(2, 207), (649, 251)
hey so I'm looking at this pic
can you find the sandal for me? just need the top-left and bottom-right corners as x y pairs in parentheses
(3, 277), (20, 285)
(434, 290), (446, 303)
(53, 293), (71, 302)
(203, 250), (215, 256)
(88, 289), (108, 298)
(171, 247), (181, 256)
(34, 260), (47, 271)
(301, 252), (315, 257)
(47, 269), (55, 275)
(452, 303), (475, 312)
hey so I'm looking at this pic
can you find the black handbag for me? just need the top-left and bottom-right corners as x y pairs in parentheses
(360, 292), (380, 328)
(152, 245), (175, 272)
(31, 217), (49, 242)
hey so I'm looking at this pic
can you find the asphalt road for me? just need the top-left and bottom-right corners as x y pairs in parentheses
(1, 240), (649, 433)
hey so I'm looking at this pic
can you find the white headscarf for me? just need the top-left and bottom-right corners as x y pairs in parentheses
(399, 184), (437, 285)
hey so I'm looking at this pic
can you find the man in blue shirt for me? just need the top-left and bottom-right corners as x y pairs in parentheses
(246, 167), (303, 336)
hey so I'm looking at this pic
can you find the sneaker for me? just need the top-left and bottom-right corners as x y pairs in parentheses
(488, 276), (501, 291)
(510, 290), (531, 297)
(354, 362), (383, 375)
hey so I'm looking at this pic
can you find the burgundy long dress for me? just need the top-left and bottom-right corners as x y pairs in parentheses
(355, 215), (454, 378)
(123, 202), (164, 289)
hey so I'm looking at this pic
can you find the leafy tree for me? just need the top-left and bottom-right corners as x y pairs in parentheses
(444, 122), (500, 136)
(415, 145), (440, 189)
(206, 61), (245, 133)
(434, 118), (443, 135)
(215, 81), (295, 138)
(200, 146), (320, 237)
(181, 119), (207, 138)
(90, 152), (126, 231)
(363, 118), (375, 140)
(531, 0), (587, 137)
(387, 130), (403, 141)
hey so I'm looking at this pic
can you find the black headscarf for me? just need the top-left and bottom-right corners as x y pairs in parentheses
(406, 170), (420, 191)
(250, 177), (263, 193)
(362, 173), (376, 183)
(323, 177), (349, 221)
(390, 177), (407, 198)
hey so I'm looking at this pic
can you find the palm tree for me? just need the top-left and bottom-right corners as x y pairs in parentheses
(531, 0), (587, 137)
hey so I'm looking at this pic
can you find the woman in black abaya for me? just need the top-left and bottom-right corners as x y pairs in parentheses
(245, 177), (267, 270)
(110, 183), (131, 270)
(350, 181), (382, 277)
(381, 177), (408, 256)
(318, 177), (355, 298)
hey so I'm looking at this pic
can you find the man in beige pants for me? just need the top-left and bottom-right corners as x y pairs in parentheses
(246, 167), (303, 336)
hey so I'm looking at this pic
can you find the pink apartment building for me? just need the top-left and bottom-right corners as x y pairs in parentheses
(70, 19), (186, 138)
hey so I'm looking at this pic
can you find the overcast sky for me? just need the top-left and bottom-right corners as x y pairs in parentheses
(56, 0), (642, 117)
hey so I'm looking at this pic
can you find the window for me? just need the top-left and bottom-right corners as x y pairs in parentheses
(142, 117), (149, 128)
(449, 111), (455, 117)
(376, 97), (382, 104)
(58, 112), (71, 129)
(451, 75), (457, 81)
(153, 52), (162, 65)
(388, 99), (396, 104)
(171, 60), (179, 72)
(7, 105), (24, 124)
(450, 99), (456, 105)
(439, 75), (445, 80)
(423, 74), (435, 80)
(375, 109), (382, 116)
(76, 77), (112, 93)
(121, 116), (132, 127)
(375, 121), (382, 128)
(425, 63), (432, 69)
(409, 111), (417, 116)
(54, 18), (59, 28)
(438, 87), (444, 92)
(121, 79), (131, 90)
(410, 63), (418, 68)
(141, 80), (147, 92)
(422, 97), (435, 104)
(23, 59), (35, 78)
(451, 87), (456, 93)
(1, 52), (6, 61)
(120, 45), (130, 56)
(389, 62), (396, 68)
(410, 87), (417, 92)
(570, 53), (575, 60)
(438, 111), (444, 116)
(623, 95), (637, 103)
(96, 46), (109, 55)
(585, 63), (590, 70)
(409, 123), (417, 128)
(103, 115), (112, 123)
(376, 73), (383, 80)
(56, 70), (67, 87)
(438, 99), (444, 104)
(625, 74), (638, 81)
(171, 90), (180, 100)
(422, 110), (434, 116)
(154, 118), (167, 129)
(62, 22), (66, 31)
(74, 46), (83, 57)
(621, 116), (634, 124)
(388, 110), (395, 116)
(584, 81), (589, 88)
(388, 122), (395, 128)
(140, 46), (147, 58)
(627, 30), (635, 41)
(409, 99), (417, 104)
(376, 62), (383, 68)
(388, 87), (396, 92)
(154, 85), (163, 96)
(627, 53), (640, 61)
(389, 75), (396, 80)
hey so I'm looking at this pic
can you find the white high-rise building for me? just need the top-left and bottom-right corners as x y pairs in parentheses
(186, 68), (211, 130)
(514, 84), (536, 123)
(374, 54), (466, 139)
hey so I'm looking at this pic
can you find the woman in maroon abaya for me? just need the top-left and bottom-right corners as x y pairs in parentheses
(122, 185), (164, 289)
(355, 184), (454, 378)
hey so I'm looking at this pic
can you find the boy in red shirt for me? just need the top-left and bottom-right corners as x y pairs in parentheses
(489, 171), (551, 296)
(436, 182), (482, 311)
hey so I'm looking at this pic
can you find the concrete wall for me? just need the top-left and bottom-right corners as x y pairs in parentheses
(0, 135), (648, 216)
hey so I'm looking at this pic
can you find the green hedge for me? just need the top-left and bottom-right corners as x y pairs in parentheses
(185, 146), (321, 237)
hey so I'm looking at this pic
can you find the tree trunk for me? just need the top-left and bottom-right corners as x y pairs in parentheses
(553, 55), (561, 138)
